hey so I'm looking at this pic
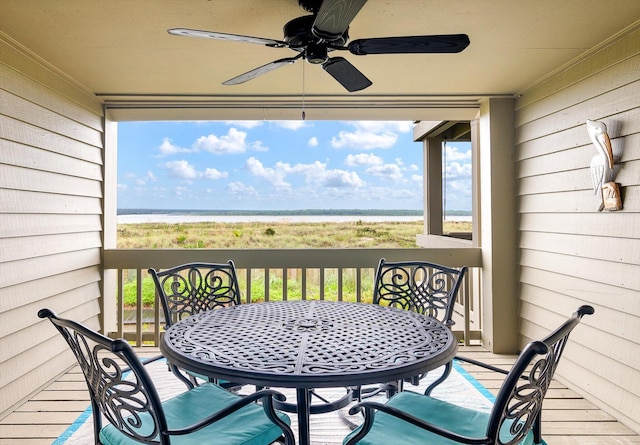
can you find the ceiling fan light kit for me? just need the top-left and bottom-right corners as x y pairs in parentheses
(168, 0), (470, 92)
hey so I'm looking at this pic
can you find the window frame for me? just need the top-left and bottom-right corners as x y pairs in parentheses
(414, 121), (478, 248)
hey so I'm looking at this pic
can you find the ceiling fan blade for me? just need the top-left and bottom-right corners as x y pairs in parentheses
(222, 56), (301, 85)
(349, 34), (470, 55)
(322, 57), (372, 92)
(168, 28), (287, 47)
(312, 0), (368, 41)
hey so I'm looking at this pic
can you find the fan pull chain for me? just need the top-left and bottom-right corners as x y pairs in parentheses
(301, 61), (306, 120)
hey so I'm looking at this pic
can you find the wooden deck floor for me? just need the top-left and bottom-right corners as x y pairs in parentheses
(1, 346), (638, 445)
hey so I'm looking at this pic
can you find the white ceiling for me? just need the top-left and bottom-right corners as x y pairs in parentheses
(2, 0), (640, 121)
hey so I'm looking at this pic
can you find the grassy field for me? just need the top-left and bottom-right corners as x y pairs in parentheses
(117, 220), (472, 249)
(117, 219), (472, 305)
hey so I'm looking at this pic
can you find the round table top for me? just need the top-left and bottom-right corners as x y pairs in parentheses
(160, 300), (457, 388)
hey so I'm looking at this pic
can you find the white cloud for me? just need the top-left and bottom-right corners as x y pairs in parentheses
(444, 167), (472, 210)
(157, 137), (189, 156)
(278, 160), (327, 176)
(434, 142), (472, 210)
(349, 121), (413, 133)
(202, 168), (229, 180)
(245, 157), (290, 188)
(308, 136), (319, 147)
(163, 160), (228, 181)
(445, 143), (472, 162)
(245, 157), (365, 190)
(165, 160), (199, 179)
(157, 128), (267, 157)
(444, 161), (472, 208)
(366, 164), (404, 181)
(345, 153), (384, 166)
(226, 181), (258, 196)
(330, 121), (414, 150)
(252, 141), (269, 151)
(331, 130), (397, 150)
(193, 128), (260, 154)
(445, 161), (472, 181)
(319, 170), (365, 187)
(275, 121), (308, 130)
(442, 143), (472, 210)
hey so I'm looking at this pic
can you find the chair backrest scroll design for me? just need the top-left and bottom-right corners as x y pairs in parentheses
(38, 308), (168, 444)
(373, 258), (467, 326)
(487, 305), (595, 445)
(149, 261), (241, 328)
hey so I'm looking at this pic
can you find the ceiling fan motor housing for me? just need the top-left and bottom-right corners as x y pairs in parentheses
(283, 15), (348, 49)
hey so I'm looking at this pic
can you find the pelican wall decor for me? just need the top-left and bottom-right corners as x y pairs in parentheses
(586, 119), (622, 211)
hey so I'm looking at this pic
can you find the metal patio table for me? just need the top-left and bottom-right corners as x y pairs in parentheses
(160, 300), (458, 445)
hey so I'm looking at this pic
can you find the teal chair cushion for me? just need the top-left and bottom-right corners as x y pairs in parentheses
(99, 383), (290, 445)
(344, 391), (543, 445)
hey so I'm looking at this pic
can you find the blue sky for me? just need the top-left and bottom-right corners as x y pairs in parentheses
(117, 120), (471, 211)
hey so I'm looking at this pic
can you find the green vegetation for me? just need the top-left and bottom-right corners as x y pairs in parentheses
(123, 267), (377, 307)
(123, 275), (157, 306)
(118, 219), (472, 307)
(237, 268), (376, 304)
(117, 220), (471, 249)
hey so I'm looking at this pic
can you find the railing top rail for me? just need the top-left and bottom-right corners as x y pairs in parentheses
(104, 247), (482, 270)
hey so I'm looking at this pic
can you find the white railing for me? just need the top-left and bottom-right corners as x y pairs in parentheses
(103, 247), (483, 346)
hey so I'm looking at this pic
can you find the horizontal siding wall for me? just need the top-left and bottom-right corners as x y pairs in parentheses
(0, 35), (104, 419)
(514, 25), (640, 433)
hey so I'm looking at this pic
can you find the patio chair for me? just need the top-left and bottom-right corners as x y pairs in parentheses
(148, 261), (242, 389)
(38, 308), (295, 445)
(344, 305), (595, 445)
(369, 258), (467, 397)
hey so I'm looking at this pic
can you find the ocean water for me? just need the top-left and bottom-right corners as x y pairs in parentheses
(116, 214), (471, 224)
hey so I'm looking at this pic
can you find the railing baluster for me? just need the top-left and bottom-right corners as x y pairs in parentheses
(282, 267), (288, 301)
(301, 267), (307, 300)
(116, 268), (124, 338)
(154, 272), (161, 344)
(242, 267), (247, 304)
(319, 268), (325, 300)
(136, 269), (143, 347)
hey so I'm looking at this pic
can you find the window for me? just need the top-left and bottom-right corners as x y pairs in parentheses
(414, 121), (476, 246)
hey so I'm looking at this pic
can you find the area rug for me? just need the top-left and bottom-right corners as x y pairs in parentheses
(53, 359), (494, 445)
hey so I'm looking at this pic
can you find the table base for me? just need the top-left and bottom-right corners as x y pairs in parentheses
(273, 387), (354, 414)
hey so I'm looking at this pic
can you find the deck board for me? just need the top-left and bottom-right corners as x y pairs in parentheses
(1, 346), (638, 445)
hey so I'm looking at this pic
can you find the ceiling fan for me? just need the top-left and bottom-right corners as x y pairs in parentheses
(168, 0), (470, 92)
